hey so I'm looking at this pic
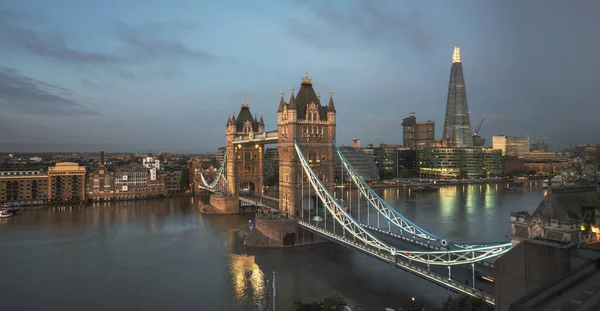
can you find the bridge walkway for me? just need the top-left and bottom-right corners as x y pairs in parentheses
(299, 212), (495, 296)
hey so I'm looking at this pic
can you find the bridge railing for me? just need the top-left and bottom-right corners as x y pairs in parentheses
(333, 140), (512, 251)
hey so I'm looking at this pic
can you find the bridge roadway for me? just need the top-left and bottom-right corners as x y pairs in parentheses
(298, 212), (495, 297)
(238, 193), (279, 210)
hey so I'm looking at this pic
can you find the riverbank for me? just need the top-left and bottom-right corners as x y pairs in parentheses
(3, 193), (200, 210)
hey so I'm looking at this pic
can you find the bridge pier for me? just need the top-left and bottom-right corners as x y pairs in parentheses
(201, 195), (240, 214)
(245, 218), (327, 248)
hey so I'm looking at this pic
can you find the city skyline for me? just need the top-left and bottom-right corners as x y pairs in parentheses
(1, 1), (600, 153)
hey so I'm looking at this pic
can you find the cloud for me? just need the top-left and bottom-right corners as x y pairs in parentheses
(110, 20), (215, 65)
(287, 0), (434, 53)
(0, 8), (214, 72)
(0, 9), (124, 65)
(0, 67), (101, 116)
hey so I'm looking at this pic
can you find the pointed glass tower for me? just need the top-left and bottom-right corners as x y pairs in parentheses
(442, 46), (473, 147)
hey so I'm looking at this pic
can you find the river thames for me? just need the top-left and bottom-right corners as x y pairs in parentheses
(0, 183), (544, 310)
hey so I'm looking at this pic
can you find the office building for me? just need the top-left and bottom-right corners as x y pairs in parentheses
(442, 46), (473, 147)
(336, 146), (379, 182)
(492, 135), (530, 157)
(402, 113), (435, 148)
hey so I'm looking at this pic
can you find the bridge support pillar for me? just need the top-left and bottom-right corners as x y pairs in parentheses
(201, 195), (240, 214)
(245, 218), (328, 248)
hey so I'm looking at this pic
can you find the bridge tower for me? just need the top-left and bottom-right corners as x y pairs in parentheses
(226, 100), (265, 198)
(277, 73), (336, 218)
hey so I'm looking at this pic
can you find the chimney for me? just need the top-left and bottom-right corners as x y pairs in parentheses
(100, 151), (105, 165)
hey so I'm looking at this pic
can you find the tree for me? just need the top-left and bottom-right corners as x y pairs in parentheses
(293, 295), (347, 311)
(441, 294), (493, 311)
(179, 169), (190, 190)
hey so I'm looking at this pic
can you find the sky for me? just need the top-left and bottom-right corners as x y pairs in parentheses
(1, 0), (599, 153)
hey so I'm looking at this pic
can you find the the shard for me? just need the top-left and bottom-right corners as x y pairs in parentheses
(442, 46), (473, 147)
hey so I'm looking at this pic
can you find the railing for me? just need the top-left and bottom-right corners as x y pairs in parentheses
(333, 140), (512, 251)
(298, 221), (495, 305)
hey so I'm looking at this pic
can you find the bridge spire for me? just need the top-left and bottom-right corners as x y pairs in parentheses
(278, 90), (286, 112)
(227, 112), (231, 125)
(327, 89), (336, 112)
(289, 86), (296, 109)
(259, 112), (264, 127)
(231, 110), (236, 123)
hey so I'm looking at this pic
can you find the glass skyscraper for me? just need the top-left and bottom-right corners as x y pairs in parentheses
(442, 46), (473, 147)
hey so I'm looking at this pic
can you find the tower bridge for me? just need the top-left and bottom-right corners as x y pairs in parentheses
(198, 73), (511, 305)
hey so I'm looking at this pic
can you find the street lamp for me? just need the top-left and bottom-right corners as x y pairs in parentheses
(411, 297), (415, 310)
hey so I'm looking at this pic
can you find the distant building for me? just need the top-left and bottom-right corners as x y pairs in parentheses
(483, 148), (503, 177)
(417, 147), (502, 179)
(263, 148), (279, 186)
(113, 164), (165, 200)
(48, 162), (86, 202)
(531, 139), (550, 152)
(521, 151), (555, 161)
(442, 46), (473, 147)
(524, 160), (569, 176)
(164, 170), (183, 194)
(142, 156), (161, 170)
(88, 152), (115, 201)
(402, 113), (435, 148)
(0, 169), (49, 205)
(492, 135), (530, 157)
(336, 146), (379, 182)
(373, 144), (402, 179)
(352, 138), (361, 148)
(502, 156), (526, 177)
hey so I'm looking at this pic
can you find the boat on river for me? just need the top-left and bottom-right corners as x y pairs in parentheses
(0, 209), (13, 218)
(412, 186), (440, 193)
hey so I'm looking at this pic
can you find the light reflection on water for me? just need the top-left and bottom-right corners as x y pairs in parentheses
(230, 254), (265, 305)
(0, 185), (546, 310)
(336, 182), (544, 243)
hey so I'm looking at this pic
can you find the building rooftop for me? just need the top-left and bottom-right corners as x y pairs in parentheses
(533, 185), (600, 222)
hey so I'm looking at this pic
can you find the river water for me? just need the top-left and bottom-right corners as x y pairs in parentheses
(0, 183), (544, 311)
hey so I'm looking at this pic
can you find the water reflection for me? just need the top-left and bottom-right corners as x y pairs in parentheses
(230, 254), (265, 305)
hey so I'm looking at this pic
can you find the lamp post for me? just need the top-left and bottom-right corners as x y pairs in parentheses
(411, 296), (415, 310)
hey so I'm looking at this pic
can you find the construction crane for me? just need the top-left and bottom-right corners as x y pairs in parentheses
(474, 116), (486, 136)
(472, 116), (486, 147)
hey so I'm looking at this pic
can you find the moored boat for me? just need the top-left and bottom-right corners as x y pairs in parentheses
(0, 209), (13, 218)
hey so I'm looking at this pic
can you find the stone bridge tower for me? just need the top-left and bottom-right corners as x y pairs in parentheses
(225, 100), (265, 197)
(277, 73), (336, 218)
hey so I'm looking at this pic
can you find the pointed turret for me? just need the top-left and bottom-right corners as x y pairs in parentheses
(288, 86), (296, 109)
(226, 112), (231, 125)
(452, 46), (461, 63)
(231, 111), (236, 123)
(277, 90), (286, 112)
(259, 112), (264, 127)
(327, 90), (336, 112)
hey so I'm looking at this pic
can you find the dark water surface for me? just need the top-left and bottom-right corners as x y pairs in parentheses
(0, 183), (544, 311)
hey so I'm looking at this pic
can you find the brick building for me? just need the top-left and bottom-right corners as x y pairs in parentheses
(0, 169), (49, 205)
(48, 162), (86, 202)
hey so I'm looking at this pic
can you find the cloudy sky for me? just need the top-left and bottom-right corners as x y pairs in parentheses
(1, 0), (598, 153)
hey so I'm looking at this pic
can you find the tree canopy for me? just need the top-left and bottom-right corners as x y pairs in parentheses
(293, 295), (347, 311)
(441, 294), (493, 311)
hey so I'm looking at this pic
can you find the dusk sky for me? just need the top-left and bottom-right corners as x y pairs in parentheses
(1, 0), (599, 153)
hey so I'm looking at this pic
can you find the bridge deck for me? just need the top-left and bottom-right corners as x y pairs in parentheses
(298, 212), (495, 298)
(239, 193), (279, 210)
